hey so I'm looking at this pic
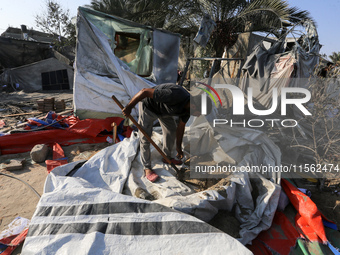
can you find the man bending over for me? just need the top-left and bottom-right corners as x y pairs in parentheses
(122, 83), (204, 182)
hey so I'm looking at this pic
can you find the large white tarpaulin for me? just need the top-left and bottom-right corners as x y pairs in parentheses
(22, 116), (282, 253)
(22, 132), (252, 254)
(22, 176), (251, 255)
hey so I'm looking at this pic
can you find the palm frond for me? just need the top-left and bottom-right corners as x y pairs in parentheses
(238, 0), (290, 24)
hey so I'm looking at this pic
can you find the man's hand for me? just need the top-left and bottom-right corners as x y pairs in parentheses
(121, 88), (155, 118)
(176, 148), (184, 160)
(122, 106), (132, 117)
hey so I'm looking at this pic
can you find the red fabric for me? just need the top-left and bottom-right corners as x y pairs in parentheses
(122, 126), (133, 139)
(295, 213), (321, 242)
(46, 159), (68, 173)
(0, 235), (17, 245)
(52, 143), (65, 159)
(8, 228), (28, 246)
(281, 179), (328, 244)
(248, 211), (300, 255)
(62, 115), (79, 126)
(46, 143), (68, 173)
(0, 117), (125, 155)
(0, 228), (28, 255)
(247, 239), (272, 255)
(68, 117), (122, 137)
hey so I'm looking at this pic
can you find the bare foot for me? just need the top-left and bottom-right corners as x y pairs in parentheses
(144, 168), (159, 182)
(144, 168), (153, 176)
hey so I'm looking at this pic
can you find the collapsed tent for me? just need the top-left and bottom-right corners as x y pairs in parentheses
(73, 7), (180, 119)
(239, 20), (320, 108)
(200, 19), (321, 111)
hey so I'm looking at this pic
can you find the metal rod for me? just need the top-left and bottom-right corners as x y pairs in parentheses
(189, 57), (243, 61)
(208, 59), (218, 86)
(179, 59), (191, 87)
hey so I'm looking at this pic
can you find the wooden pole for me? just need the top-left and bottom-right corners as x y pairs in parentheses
(111, 122), (117, 144)
(0, 111), (42, 118)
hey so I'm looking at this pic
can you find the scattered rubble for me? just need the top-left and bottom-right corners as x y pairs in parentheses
(2, 159), (25, 171)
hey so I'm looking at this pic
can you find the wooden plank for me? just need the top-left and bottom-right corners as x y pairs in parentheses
(0, 111), (42, 118)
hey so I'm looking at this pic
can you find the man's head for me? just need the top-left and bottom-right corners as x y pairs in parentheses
(190, 95), (213, 117)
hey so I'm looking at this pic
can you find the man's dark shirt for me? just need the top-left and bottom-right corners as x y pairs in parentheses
(143, 83), (190, 122)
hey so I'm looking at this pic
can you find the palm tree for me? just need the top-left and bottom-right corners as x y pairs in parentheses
(89, 0), (313, 57)
(88, 0), (134, 19)
(329, 52), (340, 65)
(195, 0), (313, 57)
(89, 0), (197, 29)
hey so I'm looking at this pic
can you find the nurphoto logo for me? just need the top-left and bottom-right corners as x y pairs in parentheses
(198, 83), (312, 128)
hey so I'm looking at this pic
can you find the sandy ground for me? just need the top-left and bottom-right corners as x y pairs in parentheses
(0, 90), (73, 131)
(0, 154), (46, 229)
(0, 90), (109, 253)
(1, 90), (74, 231)
(0, 143), (109, 254)
(0, 143), (109, 230)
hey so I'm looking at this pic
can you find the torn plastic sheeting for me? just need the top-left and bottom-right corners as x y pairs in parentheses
(184, 116), (236, 164)
(0, 228), (29, 255)
(155, 170), (281, 244)
(213, 125), (282, 184)
(0, 217), (30, 255)
(193, 14), (216, 47)
(74, 7), (167, 119)
(0, 117), (129, 155)
(143, 120), (281, 246)
(235, 173), (281, 245)
(50, 132), (140, 193)
(155, 184), (236, 222)
(186, 116), (281, 183)
(65, 133), (279, 246)
(49, 131), (193, 198)
(0, 217), (30, 240)
(22, 175), (252, 254)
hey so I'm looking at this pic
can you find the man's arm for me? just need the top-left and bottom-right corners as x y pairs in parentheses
(176, 119), (186, 159)
(122, 88), (154, 117)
